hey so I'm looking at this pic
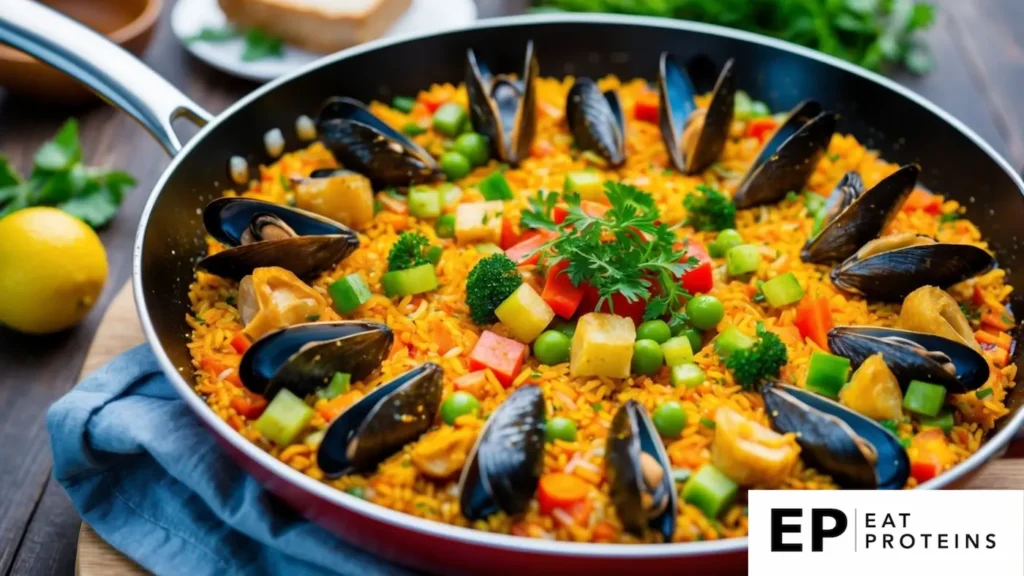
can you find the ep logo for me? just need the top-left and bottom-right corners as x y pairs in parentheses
(770, 508), (848, 552)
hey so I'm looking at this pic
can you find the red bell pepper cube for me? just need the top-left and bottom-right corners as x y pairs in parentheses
(578, 282), (650, 326)
(230, 389), (268, 419)
(541, 261), (585, 319)
(679, 241), (713, 294)
(501, 216), (523, 250)
(418, 92), (446, 114)
(230, 331), (251, 354)
(469, 331), (528, 387)
(505, 230), (557, 266)
(794, 296), (834, 350)
(902, 188), (943, 215)
(633, 93), (659, 124)
(746, 117), (777, 141)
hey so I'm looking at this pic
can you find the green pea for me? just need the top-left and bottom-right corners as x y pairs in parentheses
(674, 325), (703, 353)
(533, 330), (572, 365)
(545, 416), (578, 443)
(440, 151), (472, 180)
(440, 391), (481, 425)
(632, 339), (664, 376)
(686, 294), (725, 330)
(454, 133), (491, 166)
(712, 229), (743, 257)
(636, 319), (672, 344)
(653, 401), (687, 438)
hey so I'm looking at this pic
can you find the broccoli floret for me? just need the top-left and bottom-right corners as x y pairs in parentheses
(684, 185), (735, 232)
(387, 231), (432, 272)
(723, 323), (788, 389)
(465, 254), (522, 324)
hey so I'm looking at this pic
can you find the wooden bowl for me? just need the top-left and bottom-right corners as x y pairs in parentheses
(0, 0), (162, 103)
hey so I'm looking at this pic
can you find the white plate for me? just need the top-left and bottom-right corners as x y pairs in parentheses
(171, 0), (477, 82)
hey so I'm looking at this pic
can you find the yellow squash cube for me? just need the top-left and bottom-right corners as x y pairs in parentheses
(570, 313), (636, 379)
(455, 200), (504, 245)
(495, 284), (555, 343)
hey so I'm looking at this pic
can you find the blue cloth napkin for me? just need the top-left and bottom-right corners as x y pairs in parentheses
(47, 344), (417, 576)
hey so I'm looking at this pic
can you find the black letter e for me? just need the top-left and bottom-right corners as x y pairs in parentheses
(771, 509), (802, 552)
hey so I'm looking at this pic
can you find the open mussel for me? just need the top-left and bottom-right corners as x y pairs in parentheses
(801, 165), (919, 263)
(830, 233), (996, 301)
(458, 385), (545, 520)
(763, 383), (909, 489)
(827, 326), (989, 393)
(658, 53), (735, 175)
(317, 97), (441, 188)
(238, 321), (393, 399)
(606, 400), (676, 540)
(318, 363), (443, 476)
(197, 197), (359, 280)
(566, 77), (625, 166)
(732, 101), (837, 209)
(465, 42), (537, 166)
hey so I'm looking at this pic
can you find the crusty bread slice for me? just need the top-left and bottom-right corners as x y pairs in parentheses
(218, 0), (412, 53)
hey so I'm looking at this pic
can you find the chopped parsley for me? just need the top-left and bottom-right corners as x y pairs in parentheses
(522, 181), (696, 323)
(683, 184), (735, 232)
(700, 417), (716, 429)
(976, 388), (994, 399)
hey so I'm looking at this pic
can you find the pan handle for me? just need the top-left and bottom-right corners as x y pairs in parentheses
(0, 0), (212, 156)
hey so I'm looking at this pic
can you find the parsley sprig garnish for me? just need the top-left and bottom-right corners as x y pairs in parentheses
(523, 181), (696, 323)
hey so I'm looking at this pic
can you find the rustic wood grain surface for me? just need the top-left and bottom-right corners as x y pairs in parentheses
(0, 0), (1021, 574)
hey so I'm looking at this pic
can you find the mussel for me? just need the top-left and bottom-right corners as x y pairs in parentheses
(294, 169), (375, 231)
(899, 286), (980, 351)
(317, 97), (441, 188)
(318, 362), (444, 476)
(732, 101), (837, 209)
(606, 400), (676, 540)
(566, 77), (625, 166)
(458, 385), (545, 520)
(763, 383), (909, 489)
(197, 197), (359, 281)
(830, 233), (996, 301)
(827, 326), (989, 393)
(658, 53), (735, 175)
(238, 321), (393, 399)
(801, 165), (920, 263)
(465, 42), (538, 166)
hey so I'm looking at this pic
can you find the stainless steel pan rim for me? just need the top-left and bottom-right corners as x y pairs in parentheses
(2, 3), (1020, 558)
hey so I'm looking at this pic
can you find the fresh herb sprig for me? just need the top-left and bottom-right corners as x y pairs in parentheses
(185, 26), (285, 62)
(684, 184), (736, 232)
(523, 181), (696, 322)
(0, 120), (135, 227)
(533, 0), (936, 74)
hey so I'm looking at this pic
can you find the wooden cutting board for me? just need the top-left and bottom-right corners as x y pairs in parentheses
(75, 282), (1024, 575)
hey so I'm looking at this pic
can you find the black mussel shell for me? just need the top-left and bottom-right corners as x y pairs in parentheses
(238, 321), (393, 399)
(763, 383), (909, 489)
(830, 242), (996, 302)
(802, 165), (919, 264)
(566, 77), (625, 167)
(317, 97), (440, 188)
(658, 53), (735, 175)
(827, 326), (989, 393)
(465, 42), (538, 166)
(458, 385), (545, 520)
(733, 101), (836, 209)
(606, 400), (677, 540)
(318, 363), (443, 476)
(197, 197), (359, 280)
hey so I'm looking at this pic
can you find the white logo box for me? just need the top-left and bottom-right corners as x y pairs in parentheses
(748, 490), (1024, 575)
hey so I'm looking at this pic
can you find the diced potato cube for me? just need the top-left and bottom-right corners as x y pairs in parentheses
(564, 171), (605, 202)
(455, 200), (504, 245)
(496, 284), (555, 343)
(570, 313), (636, 378)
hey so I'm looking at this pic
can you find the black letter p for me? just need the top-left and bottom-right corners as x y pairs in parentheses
(811, 509), (848, 552)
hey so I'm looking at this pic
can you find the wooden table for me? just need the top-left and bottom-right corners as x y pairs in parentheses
(0, 1), (1022, 574)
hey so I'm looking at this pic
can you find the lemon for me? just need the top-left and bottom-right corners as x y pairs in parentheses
(0, 207), (108, 334)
